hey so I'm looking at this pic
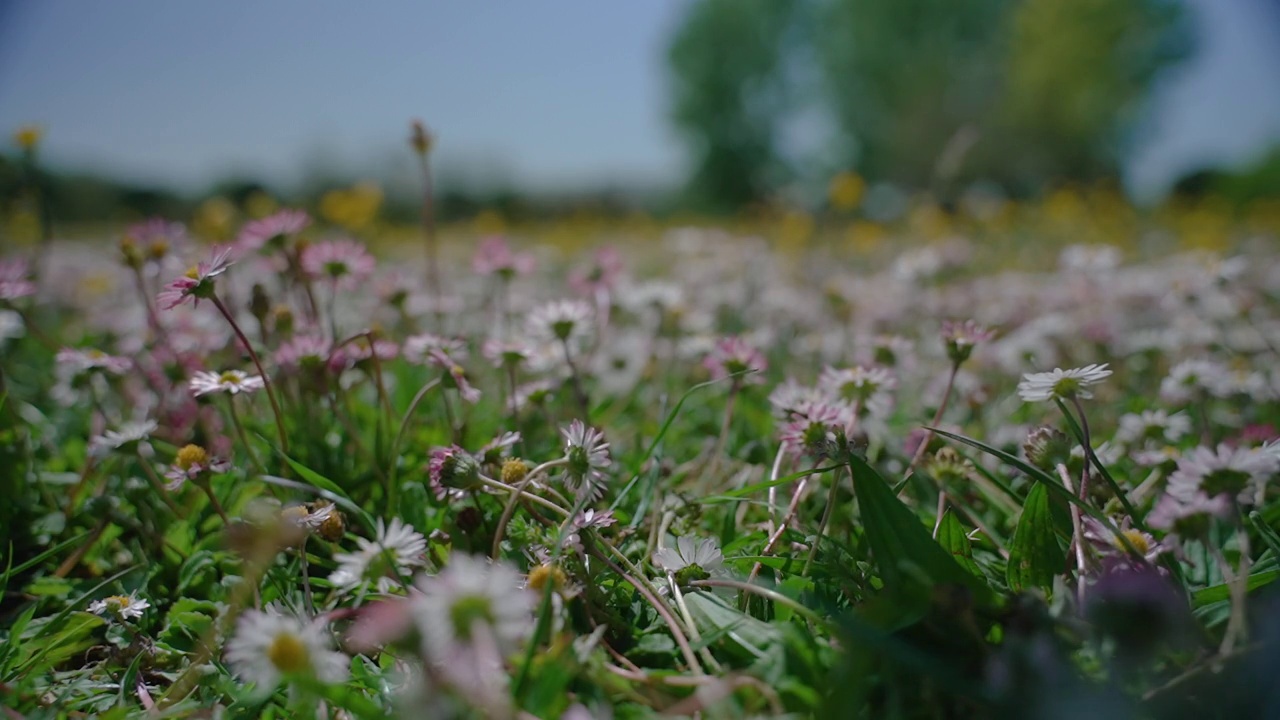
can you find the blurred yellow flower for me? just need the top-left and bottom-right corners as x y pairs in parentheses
(320, 181), (383, 231)
(472, 210), (506, 236)
(846, 220), (885, 254)
(192, 197), (238, 242)
(828, 172), (865, 212)
(245, 191), (279, 219)
(13, 125), (42, 151)
(777, 211), (814, 254)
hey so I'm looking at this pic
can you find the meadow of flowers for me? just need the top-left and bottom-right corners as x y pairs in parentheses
(1, 205), (1279, 719)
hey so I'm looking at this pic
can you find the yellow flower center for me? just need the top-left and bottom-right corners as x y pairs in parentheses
(148, 240), (169, 260)
(175, 444), (210, 471)
(104, 595), (130, 610)
(1114, 529), (1150, 555)
(266, 632), (311, 674)
(528, 564), (566, 592)
(219, 371), (242, 385)
(501, 458), (529, 484)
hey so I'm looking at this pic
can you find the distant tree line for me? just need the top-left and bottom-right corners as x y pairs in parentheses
(666, 0), (1196, 213)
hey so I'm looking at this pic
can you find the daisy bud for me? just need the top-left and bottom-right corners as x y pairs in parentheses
(249, 283), (271, 324)
(1023, 426), (1071, 471)
(272, 305), (294, 336)
(409, 119), (433, 156)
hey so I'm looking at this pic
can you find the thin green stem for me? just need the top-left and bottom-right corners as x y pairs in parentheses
(212, 294), (288, 452)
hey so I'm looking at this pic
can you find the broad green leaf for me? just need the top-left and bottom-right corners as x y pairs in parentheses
(1192, 569), (1280, 607)
(685, 589), (782, 662)
(1006, 484), (1065, 592)
(937, 511), (981, 577)
(847, 454), (992, 604)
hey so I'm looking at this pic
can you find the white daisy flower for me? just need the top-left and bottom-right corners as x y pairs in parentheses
(330, 518), (428, 595)
(653, 536), (724, 578)
(526, 299), (594, 347)
(1082, 517), (1164, 564)
(1167, 444), (1279, 507)
(1159, 359), (1232, 403)
(1115, 410), (1191, 446)
(1016, 363), (1112, 403)
(818, 365), (897, 417)
(89, 420), (158, 458)
(411, 554), (534, 711)
(559, 420), (611, 500)
(225, 608), (349, 691)
(88, 593), (150, 621)
(189, 369), (265, 397)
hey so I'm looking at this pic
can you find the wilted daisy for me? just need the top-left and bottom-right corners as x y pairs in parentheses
(164, 444), (231, 490)
(225, 608), (349, 692)
(88, 593), (150, 621)
(573, 508), (617, 530)
(189, 369), (264, 397)
(299, 238), (376, 289)
(527, 299), (594, 347)
(1017, 363), (1112, 403)
(157, 246), (234, 310)
(329, 518), (427, 595)
(89, 420), (157, 458)
(1166, 444), (1279, 506)
(653, 536), (724, 582)
(703, 336), (767, 384)
(236, 209), (310, 254)
(559, 420), (611, 500)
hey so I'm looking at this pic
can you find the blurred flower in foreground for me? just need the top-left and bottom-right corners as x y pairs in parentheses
(225, 608), (349, 692)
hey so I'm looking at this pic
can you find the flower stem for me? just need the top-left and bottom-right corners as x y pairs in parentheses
(211, 294), (289, 453)
(802, 463), (849, 577)
(559, 337), (591, 420)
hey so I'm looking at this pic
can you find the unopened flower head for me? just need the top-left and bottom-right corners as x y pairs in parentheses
(428, 446), (482, 500)
(189, 369), (264, 397)
(225, 608), (349, 692)
(157, 246), (234, 310)
(330, 518), (428, 595)
(559, 420), (611, 500)
(88, 593), (150, 621)
(1017, 363), (1112, 403)
(274, 335), (333, 374)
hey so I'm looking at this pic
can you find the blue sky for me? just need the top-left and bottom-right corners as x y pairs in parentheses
(1, 0), (1278, 201)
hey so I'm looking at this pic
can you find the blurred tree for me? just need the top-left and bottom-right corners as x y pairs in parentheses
(667, 0), (1191, 209)
(666, 0), (800, 213)
(817, 0), (1191, 196)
